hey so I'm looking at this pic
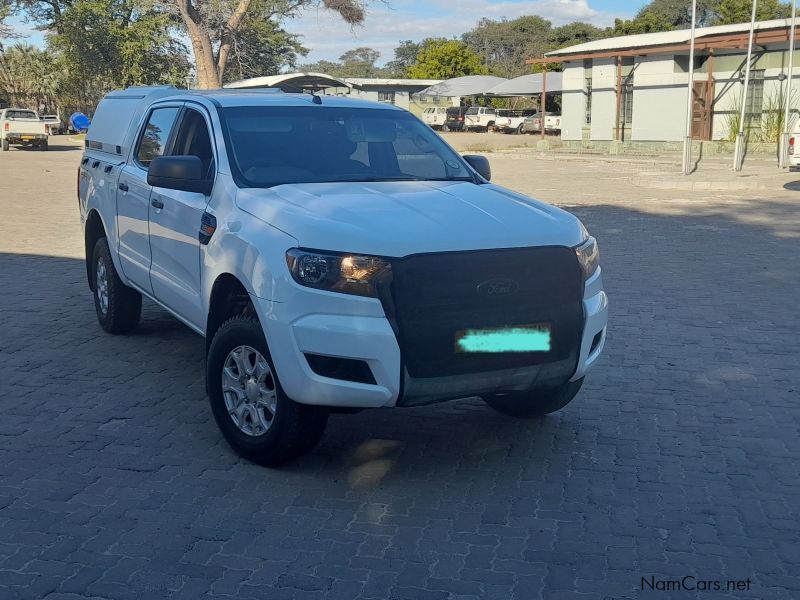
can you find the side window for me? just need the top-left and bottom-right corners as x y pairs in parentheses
(136, 107), (181, 168)
(170, 109), (214, 177)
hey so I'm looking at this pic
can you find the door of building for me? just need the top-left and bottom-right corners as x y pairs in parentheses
(691, 80), (713, 140)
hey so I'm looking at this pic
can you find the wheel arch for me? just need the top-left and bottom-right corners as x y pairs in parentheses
(84, 209), (107, 290)
(206, 273), (259, 352)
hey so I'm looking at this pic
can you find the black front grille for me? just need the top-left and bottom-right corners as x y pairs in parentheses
(380, 247), (584, 379)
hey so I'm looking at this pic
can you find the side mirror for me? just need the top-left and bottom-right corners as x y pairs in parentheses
(463, 154), (491, 181)
(148, 155), (212, 195)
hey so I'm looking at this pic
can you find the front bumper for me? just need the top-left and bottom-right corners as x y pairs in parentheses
(253, 268), (607, 409)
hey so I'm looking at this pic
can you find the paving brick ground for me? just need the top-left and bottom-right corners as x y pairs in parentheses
(0, 140), (798, 600)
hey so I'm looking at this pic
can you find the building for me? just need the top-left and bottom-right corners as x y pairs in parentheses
(531, 19), (800, 144)
(224, 73), (452, 117)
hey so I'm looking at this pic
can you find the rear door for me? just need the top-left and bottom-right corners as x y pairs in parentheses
(148, 106), (215, 329)
(116, 104), (182, 293)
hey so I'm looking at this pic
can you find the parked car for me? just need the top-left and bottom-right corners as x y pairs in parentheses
(41, 114), (63, 136)
(522, 112), (562, 134)
(422, 106), (448, 130)
(495, 109), (538, 134)
(79, 86), (607, 465)
(464, 106), (497, 132)
(443, 106), (467, 131)
(788, 125), (800, 168)
(1, 108), (49, 151)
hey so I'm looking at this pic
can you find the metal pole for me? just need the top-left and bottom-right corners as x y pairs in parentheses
(734, 0), (759, 171)
(780, 0), (797, 168)
(615, 56), (622, 141)
(541, 67), (547, 139)
(683, 0), (698, 175)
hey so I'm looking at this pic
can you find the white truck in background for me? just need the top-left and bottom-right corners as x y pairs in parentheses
(1, 108), (49, 151)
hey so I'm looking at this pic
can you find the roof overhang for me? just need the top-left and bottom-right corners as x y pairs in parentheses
(529, 25), (792, 64)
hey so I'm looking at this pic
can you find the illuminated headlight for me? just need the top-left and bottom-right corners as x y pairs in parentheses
(575, 236), (600, 279)
(286, 249), (391, 297)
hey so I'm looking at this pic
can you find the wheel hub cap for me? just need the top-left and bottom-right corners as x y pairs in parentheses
(222, 345), (277, 437)
(96, 259), (109, 315)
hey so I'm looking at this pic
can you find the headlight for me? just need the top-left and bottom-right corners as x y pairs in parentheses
(286, 249), (391, 297)
(575, 236), (600, 279)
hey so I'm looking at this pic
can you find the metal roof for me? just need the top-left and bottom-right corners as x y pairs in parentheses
(485, 73), (563, 96)
(546, 18), (793, 58)
(414, 75), (509, 97)
(224, 72), (352, 91)
(344, 78), (443, 87)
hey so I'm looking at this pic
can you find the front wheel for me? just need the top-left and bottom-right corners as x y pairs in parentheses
(207, 316), (329, 466)
(92, 237), (141, 333)
(1, 139), (9, 151)
(483, 378), (584, 418)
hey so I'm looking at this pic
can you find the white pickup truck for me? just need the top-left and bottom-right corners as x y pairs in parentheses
(1, 108), (49, 151)
(495, 109), (538, 134)
(78, 86), (607, 465)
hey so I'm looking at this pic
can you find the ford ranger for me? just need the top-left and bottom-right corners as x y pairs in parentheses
(78, 86), (608, 465)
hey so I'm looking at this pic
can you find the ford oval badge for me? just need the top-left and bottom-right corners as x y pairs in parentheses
(477, 278), (519, 296)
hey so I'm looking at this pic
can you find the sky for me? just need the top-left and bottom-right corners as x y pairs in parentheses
(4, 0), (644, 65)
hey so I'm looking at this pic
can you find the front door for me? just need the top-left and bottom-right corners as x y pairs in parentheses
(692, 80), (713, 140)
(116, 105), (182, 293)
(148, 106), (215, 330)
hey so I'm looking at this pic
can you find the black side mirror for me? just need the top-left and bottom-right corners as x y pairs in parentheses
(148, 155), (212, 195)
(463, 154), (491, 181)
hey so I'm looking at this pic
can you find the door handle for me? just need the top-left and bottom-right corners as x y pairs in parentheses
(151, 198), (164, 209)
(118, 182), (128, 192)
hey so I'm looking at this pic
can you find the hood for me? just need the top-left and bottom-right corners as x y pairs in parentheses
(236, 181), (585, 257)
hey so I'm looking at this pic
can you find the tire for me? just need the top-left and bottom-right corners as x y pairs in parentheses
(516, 124), (524, 135)
(40, 140), (48, 151)
(483, 378), (584, 418)
(207, 316), (329, 466)
(91, 237), (142, 334)
(1, 139), (8, 151)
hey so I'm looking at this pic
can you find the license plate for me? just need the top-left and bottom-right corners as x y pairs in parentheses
(455, 324), (551, 354)
(21, 136), (34, 140)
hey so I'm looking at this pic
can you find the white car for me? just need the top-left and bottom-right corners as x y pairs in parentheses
(421, 106), (448, 130)
(78, 86), (608, 465)
(0, 108), (49, 151)
(495, 109), (538, 134)
(41, 114), (63, 135)
(464, 106), (497, 132)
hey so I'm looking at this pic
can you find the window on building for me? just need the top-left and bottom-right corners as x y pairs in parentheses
(584, 59), (593, 126)
(745, 69), (765, 131)
(585, 78), (593, 125)
(621, 77), (634, 125)
(378, 91), (396, 104)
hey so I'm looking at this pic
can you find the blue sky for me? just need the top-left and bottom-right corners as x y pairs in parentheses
(5, 0), (646, 64)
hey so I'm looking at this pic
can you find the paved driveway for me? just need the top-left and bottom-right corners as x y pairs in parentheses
(0, 142), (798, 600)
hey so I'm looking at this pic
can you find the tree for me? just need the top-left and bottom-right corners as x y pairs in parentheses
(220, 13), (307, 84)
(549, 22), (608, 50)
(169, 0), (368, 89)
(637, 0), (719, 28)
(407, 39), (486, 79)
(1, 0), (16, 41)
(337, 46), (382, 77)
(385, 39), (420, 76)
(716, 0), (790, 24)
(462, 16), (552, 78)
(0, 44), (60, 109)
(613, 12), (675, 35)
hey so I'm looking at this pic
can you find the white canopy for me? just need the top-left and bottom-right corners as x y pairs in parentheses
(224, 72), (351, 92)
(485, 73), (564, 96)
(414, 75), (508, 97)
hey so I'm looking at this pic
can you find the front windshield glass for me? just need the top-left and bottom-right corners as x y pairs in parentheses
(220, 105), (474, 188)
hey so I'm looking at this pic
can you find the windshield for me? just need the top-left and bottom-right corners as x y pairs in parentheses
(220, 106), (474, 188)
(5, 110), (37, 119)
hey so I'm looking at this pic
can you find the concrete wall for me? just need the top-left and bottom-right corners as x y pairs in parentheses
(560, 65), (585, 141)
(590, 59), (618, 141)
(630, 55), (692, 141)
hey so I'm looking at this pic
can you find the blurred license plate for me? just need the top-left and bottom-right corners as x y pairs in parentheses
(22, 136), (34, 140)
(455, 324), (551, 353)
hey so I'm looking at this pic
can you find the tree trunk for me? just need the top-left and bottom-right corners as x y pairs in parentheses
(175, 0), (222, 88)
